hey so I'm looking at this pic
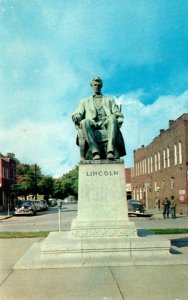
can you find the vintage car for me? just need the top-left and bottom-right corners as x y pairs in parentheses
(15, 200), (37, 216)
(33, 200), (43, 212)
(40, 200), (49, 211)
(127, 200), (145, 216)
(48, 198), (57, 207)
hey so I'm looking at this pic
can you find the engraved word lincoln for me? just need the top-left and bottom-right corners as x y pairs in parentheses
(86, 170), (119, 176)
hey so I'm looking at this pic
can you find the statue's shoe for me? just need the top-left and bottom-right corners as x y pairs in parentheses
(107, 152), (115, 160)
(93, 153), (101, 160)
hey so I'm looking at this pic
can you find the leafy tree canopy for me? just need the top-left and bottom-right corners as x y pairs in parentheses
(54, 166), (78, 199)
(5, 153), (78, 199)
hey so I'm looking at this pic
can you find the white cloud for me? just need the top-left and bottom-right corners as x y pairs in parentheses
(120, 90), (188, 166)
(0, 118), (79, 177)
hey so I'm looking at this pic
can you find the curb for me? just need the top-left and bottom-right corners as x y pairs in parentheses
(0, 215), (13, 221)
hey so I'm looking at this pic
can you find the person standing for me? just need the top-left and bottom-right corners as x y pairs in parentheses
(170, 195), (177, 219)
(162, 197), (171, 219)
(155, 197), (160, 211)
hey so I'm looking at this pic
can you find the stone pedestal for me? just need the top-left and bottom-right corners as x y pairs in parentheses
(71, 159), (137, 237)
(14, 160), (172, 270)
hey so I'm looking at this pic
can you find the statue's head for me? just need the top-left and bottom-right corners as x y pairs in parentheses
(90, 77), (103, 88)
(90, 77), (103, 94)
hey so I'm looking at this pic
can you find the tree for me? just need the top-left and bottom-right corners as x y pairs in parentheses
(3, 152), (78, 200)
(53, 179), (62, 199)
(54, 166), (78, 199)
(6, 152), (20, 164)
(16, 163), (42, 196)
(38, 176), (54, 196)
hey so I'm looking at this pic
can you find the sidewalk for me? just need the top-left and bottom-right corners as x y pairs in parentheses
(0, 234), (188, 300)
(1, 209), (188, 299)
(0, 211), (13, 221)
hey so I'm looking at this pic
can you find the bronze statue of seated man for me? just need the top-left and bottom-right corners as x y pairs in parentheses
(72, 77), (126, 160)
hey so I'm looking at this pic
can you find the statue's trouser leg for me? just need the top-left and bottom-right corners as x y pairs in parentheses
(106, 115), (118, 153)
(80, 119), (100, 154)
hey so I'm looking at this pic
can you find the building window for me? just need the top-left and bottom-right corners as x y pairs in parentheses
(137, 162), (140, 176)
(150, 156), (153, 172)
(144, 159), (147, 174)
(142, 160), (145, 174)
(174, 143), (177, 165)
(136, 188), (139, 200)
(179, 141), (182, 164)
(2, 166), (5, 178)
(154, 154), (157, 171)
(147, 157), (150, 174)
(163, 149), (166, 168)
(167, 147), (170, 167)
(162, 179), (165, 189)
(136, 163), (138, 176)
(170, 177), (175, 189)
(6, 167), (9, 179)
(2, 191), (6, 207)
(158, 152), (161, 170)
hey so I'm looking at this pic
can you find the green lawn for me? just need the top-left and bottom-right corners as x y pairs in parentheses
(0, 228), (188, 238)
(0, 231), (50, 238)
(150, 228), (188, 235)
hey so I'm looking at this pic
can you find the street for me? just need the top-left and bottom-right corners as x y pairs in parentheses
(0, 203), (188, 231)
(0, 204), (77, 232)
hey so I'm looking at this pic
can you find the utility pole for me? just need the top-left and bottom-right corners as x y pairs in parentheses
(34, 163), (37, 200)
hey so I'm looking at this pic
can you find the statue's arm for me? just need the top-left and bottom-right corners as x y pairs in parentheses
(72, 100), (85, 125)
(111, 98), (124, 127)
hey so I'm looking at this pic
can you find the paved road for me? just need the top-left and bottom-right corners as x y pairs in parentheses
(0, 204), (188, 232)
(131, 215), (188, 229)
(0, 204), (77, 232)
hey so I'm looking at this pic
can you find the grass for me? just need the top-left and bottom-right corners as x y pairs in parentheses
(0, 229), (188, 238)
(0, 231), (51, 238)
(150, 228), (188, 234)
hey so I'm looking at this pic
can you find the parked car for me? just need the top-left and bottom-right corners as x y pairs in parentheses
(15, 200), (37, 216)
(40, 200), (49, 211)
(33, 200), (43, 212)
(128, 200), (145, 216)
(63, 195), (77, 203)
(48, 198), (57, 207)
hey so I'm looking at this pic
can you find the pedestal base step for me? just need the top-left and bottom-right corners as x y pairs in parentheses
(13, 231), (179, 270)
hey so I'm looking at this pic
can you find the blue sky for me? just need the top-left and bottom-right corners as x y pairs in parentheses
(0, 0), (188, 177)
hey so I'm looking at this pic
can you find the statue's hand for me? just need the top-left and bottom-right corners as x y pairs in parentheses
(118, 118), (123, 128)
(118, 122), (123, 128)
(72, 114), (81, 125)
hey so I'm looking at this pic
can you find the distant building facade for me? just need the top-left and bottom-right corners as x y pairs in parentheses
(0, 155), (16, 211)
(131, 114), (188, 215)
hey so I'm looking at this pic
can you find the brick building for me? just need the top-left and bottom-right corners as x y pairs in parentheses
(125, 168), (132, 200)
(0, 155), (16, 211)
(131, 114), (188, 215)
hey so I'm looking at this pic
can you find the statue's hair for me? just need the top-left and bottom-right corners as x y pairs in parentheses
(90, 76), (103, 87)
